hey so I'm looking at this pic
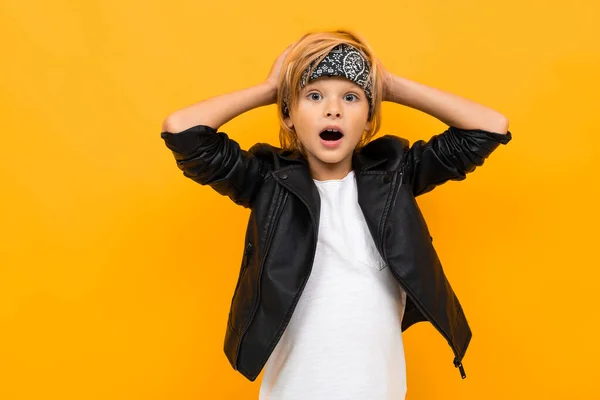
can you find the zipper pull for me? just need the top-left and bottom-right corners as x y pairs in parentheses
(454, 358), (466, 379)
(243, 242), (254, 269)
(245, 242), (253, 255)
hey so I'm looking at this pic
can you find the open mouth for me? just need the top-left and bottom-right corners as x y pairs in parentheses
(319, 129), (344, 141)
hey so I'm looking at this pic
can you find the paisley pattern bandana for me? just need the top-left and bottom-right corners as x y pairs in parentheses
(282, 43), (373, 117)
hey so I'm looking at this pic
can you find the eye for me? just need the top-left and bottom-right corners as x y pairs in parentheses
(307, 92), (360, 101)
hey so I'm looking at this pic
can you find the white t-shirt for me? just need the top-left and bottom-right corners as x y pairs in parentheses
(258, 170), (408, 400)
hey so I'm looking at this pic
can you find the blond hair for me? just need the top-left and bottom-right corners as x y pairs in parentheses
(276, 29), (384, 153)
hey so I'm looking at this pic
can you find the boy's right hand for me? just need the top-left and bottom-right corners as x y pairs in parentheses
(264, 42), (297, 92)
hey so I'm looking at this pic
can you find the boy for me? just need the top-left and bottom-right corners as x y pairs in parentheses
(161, 30), (511, 399)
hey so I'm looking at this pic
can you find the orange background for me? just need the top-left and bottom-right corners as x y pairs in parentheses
(1, 0), (599, 398)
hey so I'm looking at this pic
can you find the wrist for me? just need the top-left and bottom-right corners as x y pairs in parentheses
(384, 74), (409, 105)
(261, 80), (278, 105)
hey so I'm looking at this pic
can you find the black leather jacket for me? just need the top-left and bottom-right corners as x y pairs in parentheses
(161, 124), (512, 381)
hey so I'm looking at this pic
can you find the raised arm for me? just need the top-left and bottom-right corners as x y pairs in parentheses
(162, 42), (295, 132)
(379, 65), (511, 196)
(160, 44), (295, 208)
(162, 83), (276, 133)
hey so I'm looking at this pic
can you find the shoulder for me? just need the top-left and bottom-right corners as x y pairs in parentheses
(247, 142), (305, 172)
(364, 134), (410, 152)
(359, 134), (411, 167)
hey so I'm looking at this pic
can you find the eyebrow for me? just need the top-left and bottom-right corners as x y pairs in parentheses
(304, 82), (361, 91)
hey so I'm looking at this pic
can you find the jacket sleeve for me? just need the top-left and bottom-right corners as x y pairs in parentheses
(160, 124), (267, 209)
(406, 126), (512, 197)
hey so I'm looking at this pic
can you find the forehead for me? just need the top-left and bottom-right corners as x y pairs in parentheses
(304, 76), (361, 90)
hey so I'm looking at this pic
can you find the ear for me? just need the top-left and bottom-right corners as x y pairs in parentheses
(284, 116), (294, 130)
(364, 120), (372, 131)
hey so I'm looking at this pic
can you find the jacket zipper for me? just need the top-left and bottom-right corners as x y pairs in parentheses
(381, 167), (467, 379)
(234, 189), (288, 371)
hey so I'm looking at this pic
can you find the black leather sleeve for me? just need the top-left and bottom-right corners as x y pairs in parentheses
(161, 124), (266, 209)
(406, 126), (512, 197)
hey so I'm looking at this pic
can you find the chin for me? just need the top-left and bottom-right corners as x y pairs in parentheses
(311, 149), (352, 165)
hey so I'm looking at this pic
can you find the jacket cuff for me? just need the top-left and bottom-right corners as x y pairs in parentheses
(160, 124), (218, 158)
(449, 126), (513, 145)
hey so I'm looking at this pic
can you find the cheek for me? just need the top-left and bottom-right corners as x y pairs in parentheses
(354, 105), (370, 125)
(295, 128), (314, 144)
(296, 100), (316, 115)
(292, 105), (317, 128)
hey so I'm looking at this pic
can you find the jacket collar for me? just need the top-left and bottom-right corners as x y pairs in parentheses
(273, 144), (392, 237)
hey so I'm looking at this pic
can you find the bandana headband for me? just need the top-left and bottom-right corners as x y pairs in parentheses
(282, 43), (373, 117)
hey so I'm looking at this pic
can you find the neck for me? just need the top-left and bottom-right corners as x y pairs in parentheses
(308, 154), (354, 181)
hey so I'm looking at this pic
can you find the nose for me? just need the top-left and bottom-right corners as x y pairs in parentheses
(325, 103), (341, 118)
